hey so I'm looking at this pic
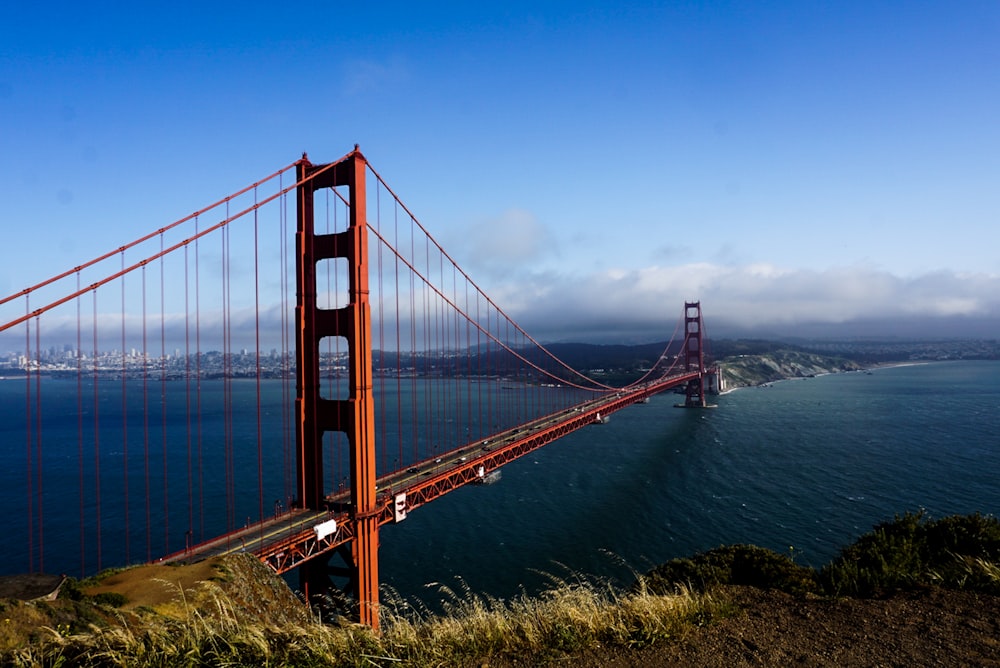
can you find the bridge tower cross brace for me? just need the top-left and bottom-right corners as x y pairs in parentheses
(295, 149), (380, 629)
(683, 301), (707, 407)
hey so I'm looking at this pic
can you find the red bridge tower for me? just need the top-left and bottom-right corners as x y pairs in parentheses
(682, 301), (708, 408)
(295, 148), (380, 628)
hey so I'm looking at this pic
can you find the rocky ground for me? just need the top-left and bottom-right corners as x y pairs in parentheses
(534, 585), (1000, 667)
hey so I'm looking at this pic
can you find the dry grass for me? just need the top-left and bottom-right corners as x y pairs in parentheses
(1, 562), (714, 667)
(379, 574), (712, 666)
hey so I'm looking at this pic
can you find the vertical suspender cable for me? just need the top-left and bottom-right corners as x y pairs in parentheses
(464, 279), (471, 444)
(222, 212), (234, 530)
(422, 234), (431, 459)
(435, 244), (443, 458)
(449, 262), (456, 444)
(475, 288), (481, 442)
(521, 329), (528, 424)
(160, 235), (169, 554)
(254, 186), (264, 529)
(222, 221), (228, 529)
(436, 240), (442, 454)
(120, 252), (130, 563)
(34, 316), (43, 571)
(457, 264), (466, 445)
(185, 243), (193, 546)
(280, 176), (292, 507)
(76, 273), (85, 575)
(394, 200), (403, 472)
(23, 299), (32, 572)
(195, 216), (204, 541)
(444, 253), (452, 446)
(450, 262), (457, 444)
(375, 184), (386, 475)
(142, 263), (151, 562)
(92, 291), (102, 570)
(502, 315), (508, 428)
(485, 299), (492, 433)
(409, 211), (418, 464)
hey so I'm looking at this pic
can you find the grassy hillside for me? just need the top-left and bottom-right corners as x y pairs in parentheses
(2, 512), (998, 666)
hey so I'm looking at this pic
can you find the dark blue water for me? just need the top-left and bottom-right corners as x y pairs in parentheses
(2, 361), (998, 605)
(378, 361), (1000, 601)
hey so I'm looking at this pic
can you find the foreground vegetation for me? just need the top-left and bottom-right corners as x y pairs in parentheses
(2, 511), (998, 667)
(645, 511), (1000, 598)
(0, 569), (716, 667)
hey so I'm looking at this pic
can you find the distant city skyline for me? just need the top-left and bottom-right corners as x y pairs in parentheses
(2, 2), (999, 341)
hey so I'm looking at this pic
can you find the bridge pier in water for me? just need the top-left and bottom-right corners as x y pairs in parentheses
(295, 148), (381, 629)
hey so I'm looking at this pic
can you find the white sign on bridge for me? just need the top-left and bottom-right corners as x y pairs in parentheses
(314, 518), (338, 541)
(394, 493), (407, 522)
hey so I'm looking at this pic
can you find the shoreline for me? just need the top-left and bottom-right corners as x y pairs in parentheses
(717, 358), (939, 395)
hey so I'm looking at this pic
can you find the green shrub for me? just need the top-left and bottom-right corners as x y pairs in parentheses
(641, 544), (820, 596)
(91, 591), (129, 608)
(59, 577), (85, 601)
(820, 511), (1000, 597)
(60, 578), (129, 608)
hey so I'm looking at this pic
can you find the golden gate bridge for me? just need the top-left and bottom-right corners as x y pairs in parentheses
(0, 147), (715, 629)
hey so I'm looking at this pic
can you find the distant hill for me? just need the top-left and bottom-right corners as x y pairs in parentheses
(717, 350), (862, 390)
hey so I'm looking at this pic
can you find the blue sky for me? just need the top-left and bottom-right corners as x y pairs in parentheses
(2, 1), (999, 342)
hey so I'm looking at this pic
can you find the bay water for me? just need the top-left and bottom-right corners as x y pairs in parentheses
(2, 361), (998, 607)
(378, 361), (1000, 604)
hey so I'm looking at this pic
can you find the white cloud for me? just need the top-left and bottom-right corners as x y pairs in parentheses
(497, 263), (1000, 340)
(455, 209), (556, 280)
